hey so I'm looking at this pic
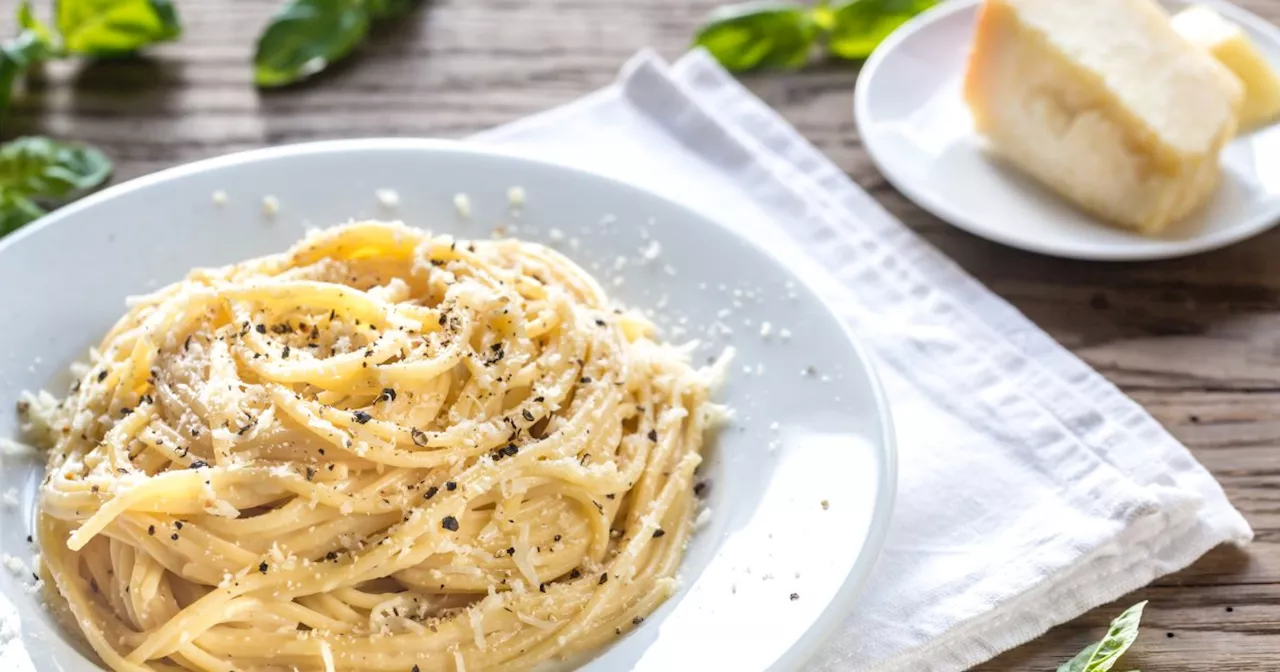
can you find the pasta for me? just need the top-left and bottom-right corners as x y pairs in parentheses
(31, 221), (727, 672)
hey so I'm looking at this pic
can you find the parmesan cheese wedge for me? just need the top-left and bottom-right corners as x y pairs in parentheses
(964, 0), (1244, 234)
(1172, 5), (1280, 131)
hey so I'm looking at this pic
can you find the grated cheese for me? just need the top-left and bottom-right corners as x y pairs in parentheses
(453, 193), (472, 219)
(507, 186), (526, 207)
(375, 188), (400, 207)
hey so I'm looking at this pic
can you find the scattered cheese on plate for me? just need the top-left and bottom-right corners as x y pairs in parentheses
(1172, 5), (1280, 131)
(964, 0), (1243, 234)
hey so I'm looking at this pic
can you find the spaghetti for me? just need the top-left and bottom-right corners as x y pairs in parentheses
(32, 221), (727, 672)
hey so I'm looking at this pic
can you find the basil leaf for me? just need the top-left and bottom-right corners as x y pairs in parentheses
(56, 0), (182, 56)
(826, 0), (934, 60)
(693, 1), (817, 72)
(0, 136), (112, 237)
(0, 192), (47, 237)
(18, 2), (61, 51)
(254, 0), (371, 88)
(1057, 601), (1147, 672)
(0, 3), (61, 117)
(367, 0), (421, 19)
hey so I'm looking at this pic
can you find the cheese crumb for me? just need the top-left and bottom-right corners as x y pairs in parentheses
(549, 228), (564, 242)
(760, 321), (772, 338)
(375, 189), (400, 207)
(211, 190), (228, 205)
(780, 328), (792, 341)
(508, 186), (526, 207)
(641, 240), (662, 261)
(2, 489), (18, 508)
(454, 193), (472, 219)
(261, 195), (280, 215)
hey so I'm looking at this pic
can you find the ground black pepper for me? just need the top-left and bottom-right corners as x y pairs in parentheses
(353, 411), (372, 424)
(259, 562), (268, 574)
(647, 429), (658, 442)
(599, 573), (608, 585)
(653, 529), (665, 538)
(446, 481), (457, 491)
(441, 516), (459, 531)
(424, 486), (439, 500)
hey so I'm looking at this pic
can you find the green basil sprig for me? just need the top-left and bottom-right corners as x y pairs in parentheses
(693, 0), (935, 72)
(0, 3), (61, 118)
(57, 0), (181, 56)
(254, 0), (423, 88)
(1, 0), (182, 118)
(693, 2), (817, 72)
(1057, 601), (1147, 672)
(0, 136), (112, 236)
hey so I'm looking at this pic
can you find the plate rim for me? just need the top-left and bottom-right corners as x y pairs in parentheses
(0, 137), (898, 672)
(854, 0), (1280, 262)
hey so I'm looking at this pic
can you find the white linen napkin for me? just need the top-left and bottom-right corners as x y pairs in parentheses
(473, 49), (1253, 671)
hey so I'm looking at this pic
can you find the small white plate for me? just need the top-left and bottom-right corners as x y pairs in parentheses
(0, 140), (895, 672)
(855, 0), (1280, 261)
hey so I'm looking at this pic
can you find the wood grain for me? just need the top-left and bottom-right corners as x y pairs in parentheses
(5, 0), (1280, 668)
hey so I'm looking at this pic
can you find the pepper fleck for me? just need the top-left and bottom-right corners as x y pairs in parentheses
(97, 370), (107, 382)
(189, 461), (208, 469)
(790, 593), (799, 601)
(506, 547), (515, 556)
(171, 533), (179, 541)
(259, 562), (268, 574)
(306, 467), (315, 481)
(353, 411), (372, 424)
(570, 569), (581, 579)
(255, 324), (266, 334)
(441, 516), (460, 531)
(148, 525), (155, 536)
(653, 529), (665, 538)
(424, 486), (439, 500)
(281, 346), (291, 359)
(599, 573), (608, 585)
(694, 481), (709, 497)
(522, 409), (534, 422)
(174, 521), (184, 530)
(554, 534), (562, 542)
(647, 429), (658, 442)
(580, 376), (592, 384)
(446, 481), (457, 491)
(632, 617), (644, 625)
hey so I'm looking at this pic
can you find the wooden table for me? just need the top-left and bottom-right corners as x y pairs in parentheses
(4, 0), (1278, 668)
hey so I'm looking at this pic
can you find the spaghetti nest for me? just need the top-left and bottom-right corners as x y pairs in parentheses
(34, 221), (726, 672)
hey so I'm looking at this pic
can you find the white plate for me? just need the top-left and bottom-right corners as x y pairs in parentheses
(0, 140), (895, 672)
(855, 0), (1280, 261)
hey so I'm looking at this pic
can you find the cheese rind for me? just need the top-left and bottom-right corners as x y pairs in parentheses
(1172, 5), (1280, 131)
(964, 0), (1243, 233)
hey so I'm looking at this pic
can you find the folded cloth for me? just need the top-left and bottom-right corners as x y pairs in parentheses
(473, 49), (1253, 671)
